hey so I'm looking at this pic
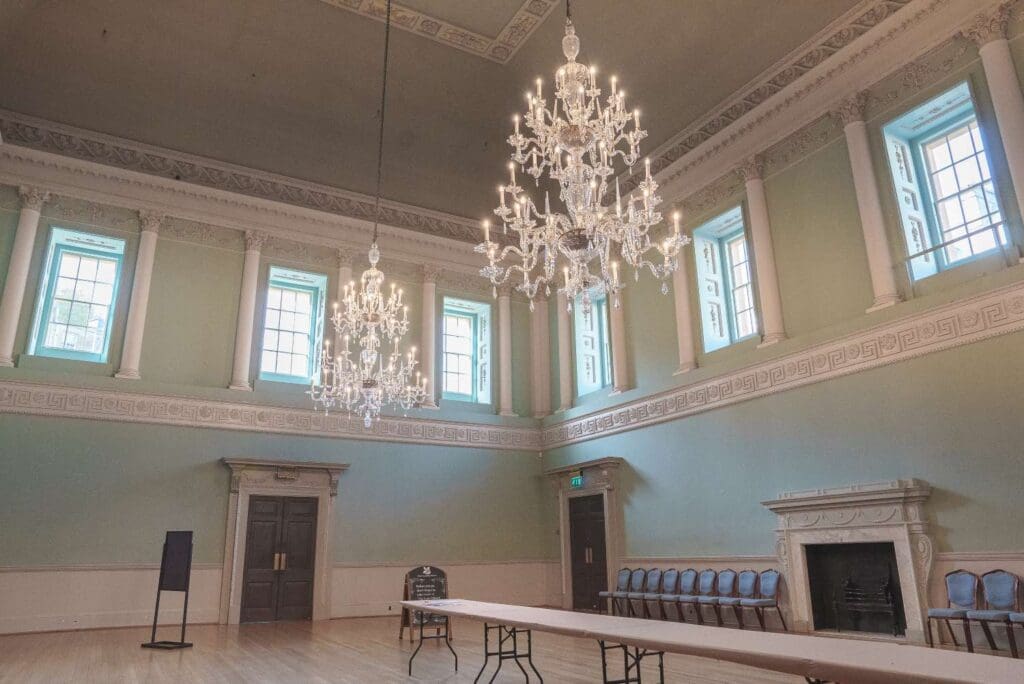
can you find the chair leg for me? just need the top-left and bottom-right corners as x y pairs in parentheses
(713, 604), (723, 627)
(775, 607), (788, 632)
(695, 604), (704, 625)
(945, 619), (959, 647)
(963, 618), (974, 653)
(980, 620), (998, 651)
(754, 607), (766, 631)
(733, 605), (744, 629)
(1006, 620), (1018, 659)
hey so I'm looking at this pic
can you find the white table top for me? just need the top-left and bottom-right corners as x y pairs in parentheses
(402, 599), (1024, 684)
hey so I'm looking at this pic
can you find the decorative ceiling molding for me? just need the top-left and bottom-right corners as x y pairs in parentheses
(322, 0), (559, 64)
(541, 278), (1024, 449)
(0, 110), (481, 244)
(0, 380), (541, 451)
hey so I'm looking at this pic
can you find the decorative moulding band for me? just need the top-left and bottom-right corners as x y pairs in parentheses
(333, 559), (560, 568)
(0, 381), (541, 451)
(542, 278), (1024, 448)
(0, 563), (222, 573)
(621, 556), (778, 566)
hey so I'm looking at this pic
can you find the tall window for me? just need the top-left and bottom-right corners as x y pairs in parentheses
(29, 228), (126, 363)
(884, 82), (1006, 280)
(259, 266), (327, 383)
(693, 206), (757, 352)
(573, 292), (612, 397)
(442, 297), (491, 403)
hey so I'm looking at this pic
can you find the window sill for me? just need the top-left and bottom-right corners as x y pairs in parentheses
(254, 377), (312, 394)
(911, 250), (1013, 297)
(16, 354), (113, 375)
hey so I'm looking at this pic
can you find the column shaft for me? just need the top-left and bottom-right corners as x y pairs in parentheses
(672, 255), (698, 374)
(530, 296), (552, 417)
(608, 297), (630, 393)
(497, 287), (514, 416)
(979, 38), (1024, 232)
(115, 212), (162, 378)
(420, 267), (439, 408)
(742, 158), (786, 346)
(556, 291), (573, 411)
(0, 187), (49, 366)
(228, 231), (265, 390)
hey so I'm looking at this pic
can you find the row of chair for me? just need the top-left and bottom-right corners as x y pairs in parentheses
(598, 567), (787, 631)
(928, 569), (1022, 658)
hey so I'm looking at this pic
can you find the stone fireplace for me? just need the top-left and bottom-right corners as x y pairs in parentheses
(762, 479), (933, 644)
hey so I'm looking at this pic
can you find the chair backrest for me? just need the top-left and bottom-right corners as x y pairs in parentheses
(980, 569), (1019, 610)
(661, 568), (680, 595)
(717, 569), (737, 597)
(644, 568), (663, 593)
(628, 568), (647, 592)
(697, 569), (717, 596)
(614, 568), (632, 591)
(944, 570), (978, 610)
(736, 570), (758, 599)
(758, 569), (781, 600)
(678, 568), (698, 595)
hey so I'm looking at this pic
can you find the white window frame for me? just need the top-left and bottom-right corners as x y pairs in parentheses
(441, 297), (491, 404)
(573, 292), (612, 397)
(693, 206), (758, 352)
(259, 266), (327, 384)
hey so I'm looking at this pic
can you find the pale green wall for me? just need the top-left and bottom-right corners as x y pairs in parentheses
(544, 330), (1024, 555)
(0, 414), (549, 565)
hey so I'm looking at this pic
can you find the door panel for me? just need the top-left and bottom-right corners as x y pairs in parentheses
(240, 496), (317, 622)
(569, 494), (608, 612)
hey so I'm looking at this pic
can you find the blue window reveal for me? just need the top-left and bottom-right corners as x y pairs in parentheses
(29, 228), (126, 363)
(259, 266), (327, 384)
(573, 292), (612, 397)
(693, 206), (758, 353)
(884, 82), (1006, 281)
(442, 297), (491, 404)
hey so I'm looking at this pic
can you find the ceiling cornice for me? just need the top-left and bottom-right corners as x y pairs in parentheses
(0, 109), (482, 245)
(321, 0), (559, 64)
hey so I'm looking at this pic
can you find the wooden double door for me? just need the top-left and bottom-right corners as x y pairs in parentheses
(241, 496), (318, 623)
(569, 494), (608, 612)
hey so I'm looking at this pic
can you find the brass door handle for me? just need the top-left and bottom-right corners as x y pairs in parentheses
(272, 552), (280, 571)
(280, 553), (287, 571)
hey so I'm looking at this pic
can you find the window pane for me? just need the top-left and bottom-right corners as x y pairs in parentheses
(95, 260), (116, 284)
(936, 197), (964, 229)
(73, 280), (95, 303)
(267, 287), (282, 309)
(264, 330), (279, 351)
(925, 139), (951, 170)
(932, 168), (958, 199)
(948, 127), (974, 161)
(55, 277), (75, 298)
(77, 258), (98, 281)
(954, 158), (981, 189)
(59, 254), (80, 278)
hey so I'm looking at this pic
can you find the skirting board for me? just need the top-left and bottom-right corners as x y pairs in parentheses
(0, 560), (562, 635)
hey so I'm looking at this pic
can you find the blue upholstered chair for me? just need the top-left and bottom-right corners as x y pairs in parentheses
(672, 569), (699, 623)
(617, 568), (647, 617)
(648, 568), (678, 620)
(697, 569), (736, 626)
(629, 567), (662, 618)
(966, 569), (1019, 658)
(680, 569), (717, 625)
(739, 569), (787, 631)
(600, 568), (631, 615)
(719, 569), (758, 629)
(926, 570), (978, 651)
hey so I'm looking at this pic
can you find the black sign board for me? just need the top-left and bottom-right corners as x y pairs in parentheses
(159, 531), (193, 592)
(141, 531), (194, 650)
(399, 566), (449, 640)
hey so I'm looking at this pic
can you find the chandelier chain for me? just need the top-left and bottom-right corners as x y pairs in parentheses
(371, 0), (393, 245)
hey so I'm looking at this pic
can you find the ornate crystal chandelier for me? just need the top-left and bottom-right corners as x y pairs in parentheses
(309, 0), (428, 426)
(477, 0), (689, 313)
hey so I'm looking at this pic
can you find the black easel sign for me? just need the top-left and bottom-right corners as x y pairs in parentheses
(399, 565), (449, 640)
(141, 530), (194, 650)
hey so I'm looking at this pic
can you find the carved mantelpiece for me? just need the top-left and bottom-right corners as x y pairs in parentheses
(763, 479), (934, 643)
(218, 458), (350, 625)
(545, 457), (626, 611)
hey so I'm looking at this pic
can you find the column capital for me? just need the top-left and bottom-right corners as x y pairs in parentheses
(18, 186), (50, 211)
(962, 3), (1011, 47)
(138, 210), (164, 234)
(738, 155), (766, 182)
(421, 264), (442, 283)
(835, 92), (869, 126)
(496, 283), (514, 298)
(244, 230), (268, 252)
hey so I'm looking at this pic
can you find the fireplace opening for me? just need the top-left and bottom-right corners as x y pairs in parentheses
(805, 542), (906, 636)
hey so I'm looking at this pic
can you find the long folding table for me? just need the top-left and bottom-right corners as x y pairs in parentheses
(402, 599), (1024, 683)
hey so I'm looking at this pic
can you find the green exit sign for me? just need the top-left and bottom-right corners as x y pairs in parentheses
(569, 473), (583, 489)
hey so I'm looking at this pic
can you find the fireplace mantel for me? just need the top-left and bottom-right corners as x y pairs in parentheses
(763, 479), (934, 644)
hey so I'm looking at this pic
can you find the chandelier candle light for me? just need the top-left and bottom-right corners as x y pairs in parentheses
(308, 0), (428, 426)
(477, 0), (689, 314)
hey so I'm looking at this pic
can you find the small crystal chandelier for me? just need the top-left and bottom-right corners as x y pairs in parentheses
(309, 0), (428, 426)
(477, 0), (689, 313)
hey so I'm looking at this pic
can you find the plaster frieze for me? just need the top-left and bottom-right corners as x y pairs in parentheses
(541, 277), (1024, 449)
(962, 2), (1013, 46)
(17, 185), (50, 211)
(0, 380), (541, 451)
(322, 0), (558, 64)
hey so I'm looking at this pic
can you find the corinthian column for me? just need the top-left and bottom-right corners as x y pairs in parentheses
(0, 186), (50, 366)
(420, 265), (440, 408)
(740, 156), (787, 346)
(497, 284), (515, 416)
(836, 93), (902, 312)
(115, 211), (163, 379)
(530, 293), (552, 417)
(965, 4), (1024, 240)
(556, 290), (573, 411)
(671, 210), (698, 374)
(608, 296), (630, 393)
(228, 230), (266, 390)
(333, 248), (354, 354)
